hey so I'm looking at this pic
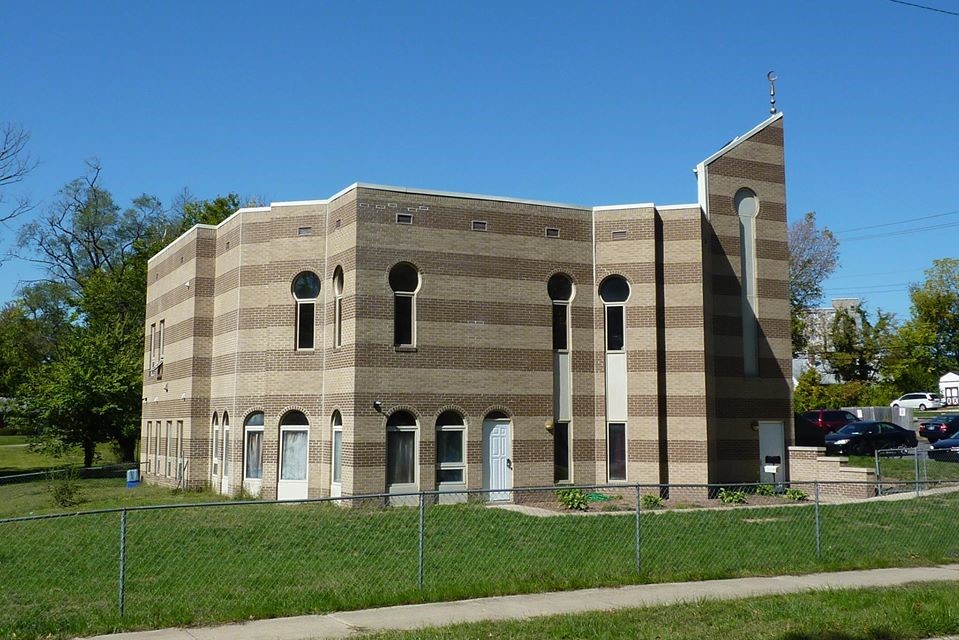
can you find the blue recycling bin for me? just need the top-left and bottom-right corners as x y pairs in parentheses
(126, 468), (140, 488)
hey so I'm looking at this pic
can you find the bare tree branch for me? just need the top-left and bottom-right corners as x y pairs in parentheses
(0, 123), (38, 223)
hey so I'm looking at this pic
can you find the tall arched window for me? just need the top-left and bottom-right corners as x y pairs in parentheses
(244, 412), (264, 481)
(331, 411), (343, 494)
(292, 271), (320, 350)
(548, 273), (574, 483)
(389, 264), (420, 347)
(333, 266), (344, 348)
(735, 188), (760, 377)
(436, 411), (465, 485)
(600, 275), (630, 482)
(386, 410), (418, 488)
(210, 412), (220, 479)
(222, 411), (231, 488)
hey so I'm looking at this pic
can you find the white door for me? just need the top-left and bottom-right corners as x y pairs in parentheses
(483, 419), (512, 501)
(278, 428), (309, 500)
(758, 421), (785, 486)
(220, 427), (231, 494)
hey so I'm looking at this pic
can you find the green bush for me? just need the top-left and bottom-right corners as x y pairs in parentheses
(785, 488), (809, 502)
(717, 488), (747, 505)
(556, 488), (589, 511)
(640, 494), (665, 509)
(755, 484), (776, 496)
(47, 468), (83, 507)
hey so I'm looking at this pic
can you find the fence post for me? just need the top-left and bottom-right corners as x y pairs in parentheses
(417, 491), (425, 591)
(814, 481), (821, 559)
(634, 485), (642, 572)
(915, 447), (921, 497)
(118, 509), (127, 616)
(874, 450), (882, 495)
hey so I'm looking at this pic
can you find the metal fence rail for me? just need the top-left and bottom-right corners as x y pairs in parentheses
(2, 479), (959, 639)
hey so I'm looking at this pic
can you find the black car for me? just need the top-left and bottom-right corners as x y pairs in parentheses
(824, 421), (917, 456)
(929, 435), (959, 461)
(918, 414), (959, 443)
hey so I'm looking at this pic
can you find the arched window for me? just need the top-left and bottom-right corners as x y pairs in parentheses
(332, 266), (344, 348)
(600, 275), (630, 482)
(244, 412), (264, 480)
(279, 411), (309, 482)
(222, 411), (231, 483)
(735, 188), (759, 377)
(600, 275), (630, 351)
(292, 271), (320, 350)
(331, 411), (343, 489)
(210, 412), (219, 478)
(389, 264), (420, 347)
(386, 410), (417, 487)
(436, 411), (465, 485)
(548, 273), (574, 350)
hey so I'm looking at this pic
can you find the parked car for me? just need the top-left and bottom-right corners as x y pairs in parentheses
(928, 434), (959, 462)
(918, 414), (959, 443)
(824, 421), (917, 456)
(890, 393), (944, 412)
(800, 409), (860, 433)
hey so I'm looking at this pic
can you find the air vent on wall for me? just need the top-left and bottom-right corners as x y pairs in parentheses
(297, 226), (313, 236)
(471, 220), (488, 232)
(545, 227), (560, 238)
(396, 213), (414, 225)
(611, 230), (627, 241)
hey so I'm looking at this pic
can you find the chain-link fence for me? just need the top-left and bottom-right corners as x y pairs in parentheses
(874, 447), (959, 494)
(3, 480), (959, 638)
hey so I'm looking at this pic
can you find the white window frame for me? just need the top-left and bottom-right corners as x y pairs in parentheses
(176, 420), (184, 482)
(149, 324), (156, 373)
(333, 267), (344, 349)
(553, 421), (571, 484)
(165, 420), (172, 478)
(243, 414), (265, 483)
(435, 415), (466, 486)
(211, 414), (220, 479)
(736, 188), (760, 378)
(394, 292), (416, 347)
(604, 304), (626, 353)
(158, 319), (165, 364)
(331, 411), (343, 495)
(145, 421), (152, 474)
(292, 272), (320, 352)
(386, 415), (419, 492)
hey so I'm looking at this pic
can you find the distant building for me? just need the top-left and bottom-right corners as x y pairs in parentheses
(940, 372), (959, 406)
(140, 114), (792, 500)
(801, 298), (861, 354)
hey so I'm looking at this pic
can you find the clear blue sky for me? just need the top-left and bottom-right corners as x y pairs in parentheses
(2, 0), (957, 320)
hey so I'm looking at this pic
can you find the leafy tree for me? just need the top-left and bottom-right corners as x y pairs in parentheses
(881, 259), (959, 391)
(788, 211), (840, 356)
(826, 306), (895, 383)
(0, 281), (72, 396)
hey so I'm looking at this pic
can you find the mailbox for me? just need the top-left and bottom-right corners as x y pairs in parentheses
(763, 455), (782, 479)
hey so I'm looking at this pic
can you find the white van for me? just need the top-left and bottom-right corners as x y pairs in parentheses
(891, 393), (944, 411)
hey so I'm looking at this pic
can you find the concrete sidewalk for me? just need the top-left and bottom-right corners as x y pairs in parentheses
(87, 564), (959, 640)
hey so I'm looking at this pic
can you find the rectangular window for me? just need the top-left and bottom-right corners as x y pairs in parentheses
(334, 298), (342, 348)
(387, 430), (415, 484)
(149, 324), (156, 372)
(165, 420), (172, 477)
(280, 430), (308, 480)
(245, 429), (263, 479)
(176, 420), (183, 480)
(740, 216), (759, 377)
(608, 422), (626, 481)
(552, 304), (568, 350)
(396, 212), (414, 224)
(332, 429), (342, 483)
(158, 320), (165, 362)
(154, 420), (160, 472)
(146, 421), (152, 473)
(606, 306), (625, 351)
(554, 422), (570, 483)
(436, 427), (465, 485)
(471, 220), (488, 232)
(394, 295), (413, 346)
(223, 428), (231, 476)
(297, 302), (315, 350)
(212, 427), (220, 476)
(545, 227), (560, 238)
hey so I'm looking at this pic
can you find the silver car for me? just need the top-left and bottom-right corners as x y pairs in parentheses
(891, 392), (944, 411)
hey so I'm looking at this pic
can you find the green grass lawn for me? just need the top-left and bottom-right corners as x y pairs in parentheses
(0, 477), (224, 519)
(0, 439), (120, 475)
(3, 489), (959, 639)
(367, 581), (959, 640)
(845, 454), (959, 483)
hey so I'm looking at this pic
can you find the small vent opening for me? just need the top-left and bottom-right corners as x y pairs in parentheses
(545, 227), (560, 238)
(611, 230), (627, 241)
(396, 213), (414, 225)
(471, 220), (488, 232)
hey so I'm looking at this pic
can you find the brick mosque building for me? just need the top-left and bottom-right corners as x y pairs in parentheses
(140, 113), (792, 500)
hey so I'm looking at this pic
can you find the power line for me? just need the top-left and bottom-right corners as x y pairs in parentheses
(833, 208), (959, 234)
(838, 220), (959, 242)
(887, 0), (959, 17)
